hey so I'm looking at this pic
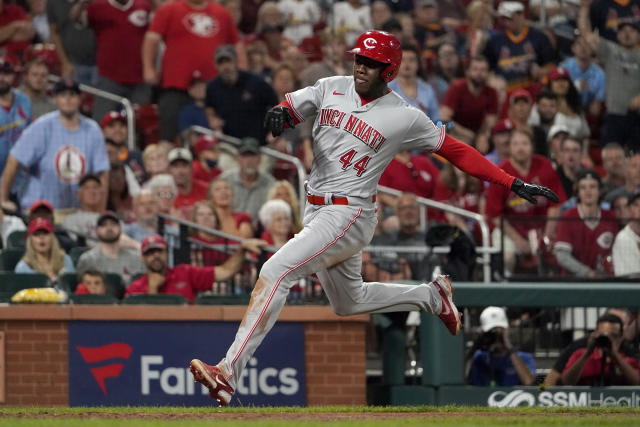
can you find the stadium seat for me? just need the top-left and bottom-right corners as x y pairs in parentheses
(69, 294), (118, 305)
(6, 230), (26, 250)
(122, 294), (188, 305)
(58, 272), (78, 294)
(69, 246), (89, 267)
(0, 248), (25, 271)
(0, 272), (50, 302)
(195, 294), (251, 306)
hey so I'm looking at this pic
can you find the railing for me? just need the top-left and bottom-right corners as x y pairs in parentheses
(48, 75), (136, 151)
(187, 125), (308, 221)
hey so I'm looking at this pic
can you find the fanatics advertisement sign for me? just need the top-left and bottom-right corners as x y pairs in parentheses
(68, 321), (306, 406)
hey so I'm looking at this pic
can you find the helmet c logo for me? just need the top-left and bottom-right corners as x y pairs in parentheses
(363, 37), (377, 49)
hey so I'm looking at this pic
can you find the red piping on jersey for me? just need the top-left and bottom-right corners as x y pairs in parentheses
(282, 96), (303, 124)
(229, 207), (364, 379)
(438, 134), (515, 189)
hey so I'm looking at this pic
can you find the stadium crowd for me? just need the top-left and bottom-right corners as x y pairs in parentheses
(0, 0), (639, 385)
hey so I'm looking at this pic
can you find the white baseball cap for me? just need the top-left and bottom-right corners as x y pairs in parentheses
(168, 147), (193, 164)
(497, 1), (524, 18)
(479, 306), (509, 332)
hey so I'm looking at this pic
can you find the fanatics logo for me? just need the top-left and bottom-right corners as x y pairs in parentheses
(363, 37), (377, 49)
(183, 13), (219, 37)
(77, 343), (133, 395)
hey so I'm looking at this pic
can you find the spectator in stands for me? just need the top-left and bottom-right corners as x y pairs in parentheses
(0, 80), (109, 213)
(126, 233), (265, 300)
(61, 173), (105, 244)
(142, 144), (169, 179)
(15, 217), (75, 283)
(101, 111), (145, 188)
(18, 59), (54, 120)
(177, 72), (209, 135)
(0, 1), (35, 61)
(428, 42), (464, 102)
(221, 137), (275, 220)
(205, 45), (278, 144)
(74, 269), (107, 295)
(388, 44), (440, 123)
(507, 89), (549, 157)
(611, 193), (630, 228)
(378, 150), (440, 209)
(560, 33), (605, 116)
(483, 1), (555, 92)
(601, 143), (627, 195)
(556, 137), (586, 199)
(77, 211), (145, 283)
(612, 192), (640, 277)
(0, 56), (31, 190)
(391, 193), (429, 281)
(123, 189), (159, 241)
(553, 169), (618, 277)
(145, 173), (179, 219)
(27, 0), (48, 43)
(332, 0), (371, 47)
(47, 0), (97, 84)
(371, 1), (392, 30)
(606, 153), (640, 204)
(363, 205), (412, 282)
(485, 129), (566, 276)
(266, 180), (302, 233)
(26, 199), (76, 252)
(546, 67), (591, 142)
(167, 147), (208, 220)
(277, 0), (321, 46)
(485, 119), (513, 166)
(440, 55), (498, 152)
(465, 0), (495, 58)
(208, 177), (252, 239)
(587, 0), (640, 43)
(107, 163), (135, 223)
(191, 135), (222, 183)
(413, 0), (448, 59)
(527, 90), (558, 142)
(142, 0), (243, 143)
(562, 313), (640, 385)
(580, 2), (640, 151)
(190, 200), (228, 267)
(433, 163), (483, 236)
(467, 306), (536, 386)
(547, 124), (570, 164)
(258, 199), (293, 250)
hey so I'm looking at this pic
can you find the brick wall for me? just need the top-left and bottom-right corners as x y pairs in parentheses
(304, 322), (366, 405)
(1, 320), (68, 405)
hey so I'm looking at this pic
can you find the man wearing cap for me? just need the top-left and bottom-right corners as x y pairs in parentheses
(18, 59), (55, 120)
(0, 56), (31, 184)
(142, 0), (245, 143)
(221, 137), (275, 220)
(192, 135), (222, 183)
(205, 45), (278, 144)
(61, 173), (105, 244)
(178, 71), (210, 134)
(127, 233), (265, 301)
(507, 88), (549, 156)
(77, 211), (145, 283)
(168, 147), (208, 220)
(467, 306), (536, 386)
(554, 169), (619, 277)
(612, 192), (640, 277)
(586, 0), (640, 43)
(101, 110), (145, 188)
(483, 1), (555, 92)
(579, 0), (640, 151)
(485, 119), (514, 166)
(0, 79), (109, 213)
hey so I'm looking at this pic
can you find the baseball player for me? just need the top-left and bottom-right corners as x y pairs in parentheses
(190, 30), (559, 406)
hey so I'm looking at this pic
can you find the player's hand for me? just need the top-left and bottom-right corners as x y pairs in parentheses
(510, 178), (559, 205)
(264, 106), (294, 136)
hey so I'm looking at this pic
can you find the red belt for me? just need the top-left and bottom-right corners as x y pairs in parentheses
(307, 194), (376, 206)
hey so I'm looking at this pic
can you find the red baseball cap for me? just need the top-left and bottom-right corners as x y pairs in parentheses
(193, 135), (219, 156)
(141, 233), (168, 254)
(492, 118), (514, 135)
(100, 110), (127, 128)
(29, 199), (54, 214)
(509, 88), (533, 104)
(548, 66), (570, 81)
(27, 217), (54, 234)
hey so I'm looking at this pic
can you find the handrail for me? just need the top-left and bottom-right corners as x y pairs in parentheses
(377, 185), (493, 283)
(187, 126), (308, 221)
(48, 75), (136, 151)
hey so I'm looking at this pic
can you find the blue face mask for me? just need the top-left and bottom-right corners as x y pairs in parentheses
(205, 159), (218, 169)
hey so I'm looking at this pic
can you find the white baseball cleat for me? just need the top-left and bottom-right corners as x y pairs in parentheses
(190, 359), (234, 406)
(432, 275), (462, 335)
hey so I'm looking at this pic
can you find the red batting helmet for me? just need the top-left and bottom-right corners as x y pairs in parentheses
(347, 30), (402, 83)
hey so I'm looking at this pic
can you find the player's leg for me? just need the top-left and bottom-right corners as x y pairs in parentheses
(317, 253), (462, 334)
(191, 205), (373, 405)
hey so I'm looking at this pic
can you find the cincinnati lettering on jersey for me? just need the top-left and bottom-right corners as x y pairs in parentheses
(318, 108), (387, 152)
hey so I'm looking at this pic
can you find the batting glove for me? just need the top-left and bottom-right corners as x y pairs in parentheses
(511, 178), (559, 205)
(264, 106), (295, 137)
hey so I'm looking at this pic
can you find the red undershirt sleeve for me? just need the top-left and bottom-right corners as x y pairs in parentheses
(437, 134), (515, 189)
(277, 100), (301, 128)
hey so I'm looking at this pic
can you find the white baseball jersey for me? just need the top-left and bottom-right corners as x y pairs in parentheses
(286, 76), (445, 198)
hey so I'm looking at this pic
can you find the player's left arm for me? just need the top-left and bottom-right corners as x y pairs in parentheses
(437, 134), (559, 204)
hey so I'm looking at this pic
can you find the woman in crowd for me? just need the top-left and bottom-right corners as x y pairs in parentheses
(266, 180), (302, 233)
(547, 67), (590, 141)
(208, 177), (253, 239)
(190, 200), (229, 266)
(107, 163), (135, 223)
(142, 144), (169, 180)
(15, 218), (74, 283)
(258, 199), (294, 251)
